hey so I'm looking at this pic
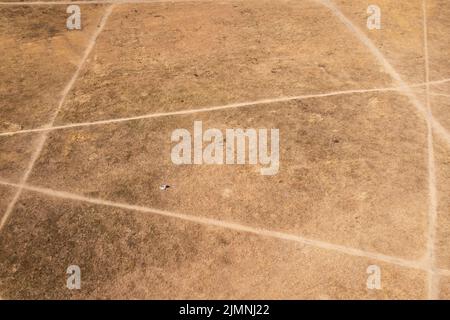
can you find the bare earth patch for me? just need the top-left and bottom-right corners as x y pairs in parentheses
(29, 92), (429, 260)
(0, 191), (427, 299)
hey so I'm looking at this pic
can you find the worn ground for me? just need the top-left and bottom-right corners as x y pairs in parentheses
(0, 0), (449, 299)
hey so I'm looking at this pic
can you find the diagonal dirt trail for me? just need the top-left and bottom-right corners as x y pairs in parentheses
(0, 5), (116, 233)
(314, 0), (441, 299)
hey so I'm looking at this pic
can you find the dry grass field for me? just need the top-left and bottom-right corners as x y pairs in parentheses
(0, 0), (450, 299)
